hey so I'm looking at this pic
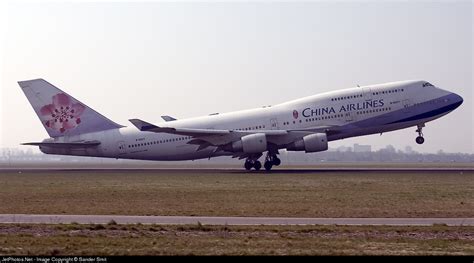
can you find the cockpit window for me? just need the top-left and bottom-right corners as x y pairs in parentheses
(422, 82), (434, 87)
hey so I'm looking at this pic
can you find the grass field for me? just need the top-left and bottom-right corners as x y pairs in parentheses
(0, 223), (472, 255)
(0, 169), (472, 217)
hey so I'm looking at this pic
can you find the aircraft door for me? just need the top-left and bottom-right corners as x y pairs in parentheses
(403, 99), (412, 113)
(117, 141), (127, 155)
(270, 118), (279, 130)
(362, 87), (373, 101)
(345, 112), (355, 122)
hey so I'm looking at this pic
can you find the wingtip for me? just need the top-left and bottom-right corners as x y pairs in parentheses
(128, 119), (143, 129)
(128, 118), (158, 131)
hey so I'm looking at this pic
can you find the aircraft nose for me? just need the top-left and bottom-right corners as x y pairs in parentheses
(450, 92), (463, 109)
(453, 93), (463, 105)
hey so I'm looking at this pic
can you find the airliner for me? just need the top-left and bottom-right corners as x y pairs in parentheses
(19, 79), (463, 171)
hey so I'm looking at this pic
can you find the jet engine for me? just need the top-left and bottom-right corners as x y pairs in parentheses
(286, 133), (328, 153)
(228, 133), (267, 153)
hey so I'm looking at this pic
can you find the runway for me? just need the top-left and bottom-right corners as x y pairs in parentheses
(1, 214), (473, 226)
(1, 167), (473, 173)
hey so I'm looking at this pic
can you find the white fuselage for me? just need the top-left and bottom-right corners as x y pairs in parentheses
(39, 80), (463, 161)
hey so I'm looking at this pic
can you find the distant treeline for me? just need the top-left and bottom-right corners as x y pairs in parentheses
(280, 150), (474, 164)
(0, 146), (473, 164)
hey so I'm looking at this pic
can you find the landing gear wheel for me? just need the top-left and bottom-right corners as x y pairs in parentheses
(273, 158), (281, 166)
(264, 161), (273, 171)
(264, 152), (281, 171)
(415, 124), (425, 145)
(244, 161), (252, 171)
(416, 136), (425, 145)
(254, 161), (262, 171)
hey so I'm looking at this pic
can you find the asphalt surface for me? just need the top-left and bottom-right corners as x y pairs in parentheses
(0, 214), (473, 226)
(0, 167), (473, 174)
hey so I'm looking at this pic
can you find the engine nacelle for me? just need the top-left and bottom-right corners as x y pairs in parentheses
(286, 133), (328, 153)
(231, 133), (267, 153)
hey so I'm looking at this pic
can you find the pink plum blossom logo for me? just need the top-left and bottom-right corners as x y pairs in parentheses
(293, 110), (299, 119)
(39, 93), (85, 133)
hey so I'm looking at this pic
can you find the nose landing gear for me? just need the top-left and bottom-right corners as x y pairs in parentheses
(416, 136), (425, 145)
(416, 124), (425, 145)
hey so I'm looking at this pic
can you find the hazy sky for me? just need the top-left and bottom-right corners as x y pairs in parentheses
(1, 1), (472, 153)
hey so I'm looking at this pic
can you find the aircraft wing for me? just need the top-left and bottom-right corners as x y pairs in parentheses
(161, 115), (177, 122)
(130, 118), (338, 135)
(129, 119), (232, 136)
(22, 140), (101, 148)
(129, 118), (339, 151)
(129, 119), (290, 136)
(287, 126), (342, 135)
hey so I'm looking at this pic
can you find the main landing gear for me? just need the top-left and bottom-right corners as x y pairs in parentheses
(244, 159), (262, 171)
(416, 124), (425, 145)
(263, 153), (281, 171)
(244, 153), (281, 171)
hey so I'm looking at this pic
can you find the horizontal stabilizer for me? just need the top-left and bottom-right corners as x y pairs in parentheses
(22, 140), (101, 148)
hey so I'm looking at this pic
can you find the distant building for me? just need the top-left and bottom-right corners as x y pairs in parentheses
(383, 145), (397, 153)
(353, 143), (371, 153)
(336, 146), (353, 152)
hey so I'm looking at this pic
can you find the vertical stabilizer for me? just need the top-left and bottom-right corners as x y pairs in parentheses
(18, 79), (123, 138)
